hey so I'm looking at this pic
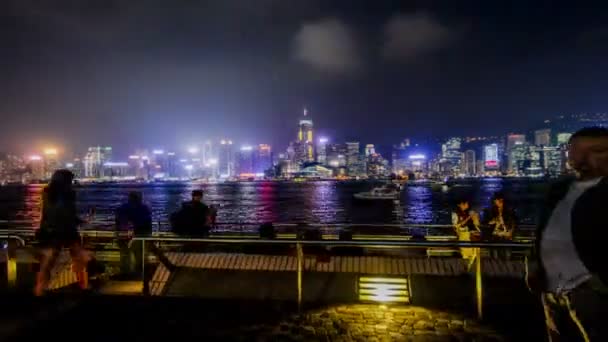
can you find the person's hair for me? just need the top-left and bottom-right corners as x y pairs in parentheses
(128, 191), (143, 204)
(192, 190), (203, 197)
(454, 198), (471, 215)
(491, 191), (505, 202)
(569, 126), (608, 143)
(47, 169), (75, 203)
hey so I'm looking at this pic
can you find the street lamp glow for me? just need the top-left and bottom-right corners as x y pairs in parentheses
(184, 165), (194, 171)
(44, 148), (58, 155)
(408, 154), (426, 160)
(240, 145), (252, 151)
(208, 158), (218, 165)
(153, 149), (164, 155)
(319, 137), (329, 144)
(29, 155), (42, 161)
(188, 147), (199, 154)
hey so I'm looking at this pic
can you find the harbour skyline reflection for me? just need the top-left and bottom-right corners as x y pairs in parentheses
(0, 179), (544, 230)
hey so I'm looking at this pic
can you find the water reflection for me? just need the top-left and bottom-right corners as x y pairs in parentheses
(0, 179), (546, 229)
(403, 185), (433, 223)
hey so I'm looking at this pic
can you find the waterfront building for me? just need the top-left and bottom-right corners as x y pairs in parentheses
(83, 146), (112, 178)
(483, 144), (500, 172)
(506, 134), (526, 173)
(365, 144), (375, 157)
(367, 153), (389, 178)
(346, 142), (365, 177)
(237, 145), (254, 176)
(27, 155), (45, 181)
(441, 137), (462, 175)
(255, 144), (272, 175)
(297, 108), (314, 163)
(43, 148), (60, 179)
(218, 139), (235, 178)
(556, 132), (572, 145)
(464, 150), (476, 176)
(316, 138), (328, 165)
(534, 128), (552, 146)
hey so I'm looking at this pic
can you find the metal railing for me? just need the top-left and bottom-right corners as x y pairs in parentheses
(131, 236), (534, 319)
(0, 222), (537, 241)
(0, 235), (26, 288)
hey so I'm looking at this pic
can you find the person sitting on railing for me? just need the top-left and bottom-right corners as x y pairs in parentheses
(170, 190), (211, 237)
(452, 199), (480, 262)
(35, 169), (91, 296)
(482, 192), (516, 258)
(115, 191), (175, 291)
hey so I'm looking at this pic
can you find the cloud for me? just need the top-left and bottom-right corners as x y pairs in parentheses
(383, 13), (454, 63)
(293, 18), (361, 74)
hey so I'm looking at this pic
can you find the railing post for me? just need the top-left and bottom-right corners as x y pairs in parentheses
(5, 240), (17, 288)
(141, 240), (147, 295)
(475, 248), (483, 320)
(296, 242), (303, 312)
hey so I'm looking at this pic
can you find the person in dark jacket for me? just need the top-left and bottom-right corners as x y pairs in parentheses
(483, 192), (517, 240)
(483, 192), (517, 258)
(528, 127), (608, 341)
(171, 190), (210, 236)
(115, 191), (174, 293)
(35, 169), (90, 296)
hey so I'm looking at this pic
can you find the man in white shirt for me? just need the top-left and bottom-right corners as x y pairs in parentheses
(528, 127), (608, 341)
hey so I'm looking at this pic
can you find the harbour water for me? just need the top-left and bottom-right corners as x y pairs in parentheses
(0, 179), (547, 231)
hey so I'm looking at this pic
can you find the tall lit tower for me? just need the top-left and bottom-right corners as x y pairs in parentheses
(298, 108), (314, 162)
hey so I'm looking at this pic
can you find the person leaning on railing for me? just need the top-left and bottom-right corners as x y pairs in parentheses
(527, 127), (608, 341)
(116, 191), (175, 293)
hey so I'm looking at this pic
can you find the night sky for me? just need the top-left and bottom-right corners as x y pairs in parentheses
(2, 0), (608, 156)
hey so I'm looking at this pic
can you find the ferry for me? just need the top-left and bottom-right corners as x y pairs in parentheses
(354, 183), (401, 200)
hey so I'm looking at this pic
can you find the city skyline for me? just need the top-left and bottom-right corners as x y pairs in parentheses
(2, 110), (606, 183)
(3, 1), (608, 153)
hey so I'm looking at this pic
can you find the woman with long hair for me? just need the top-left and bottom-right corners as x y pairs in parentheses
(35, 169), (90, 296)
(452, 199), (480, 262)
(483, 192), (517, 240)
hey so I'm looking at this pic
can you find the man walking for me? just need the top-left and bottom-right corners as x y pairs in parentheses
(528, 127), (608, 341)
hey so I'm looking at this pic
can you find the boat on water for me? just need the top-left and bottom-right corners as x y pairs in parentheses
(354, 183), (401, 200)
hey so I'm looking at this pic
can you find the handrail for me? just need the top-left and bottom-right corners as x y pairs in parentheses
(129, 236), (533, 248)
(0, 235), (26, 247)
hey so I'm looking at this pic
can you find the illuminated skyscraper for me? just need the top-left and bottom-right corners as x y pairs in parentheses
(441, 137), (462, 175)
(483, 144), (499, 171)
(464, 150), (476, 176)
(506, 134), (526, 173)
(326, 143), (347, 168)
(365, 144), (375, 156)
(83, 146), (112, 178)
(218, 139), (234, 178)
(346, 142), (364, 177)
(297, 108), (314, 162)
(237, 145), (254, 176)
(27, 155), (45, 181)
(43, 148), (60, 179)
(255, 144), (272, 174)
(202, 141), (213, 165)
(535, 129), (552, 147)
(316, 138), (328, 165)
(557, 132), (572, 145)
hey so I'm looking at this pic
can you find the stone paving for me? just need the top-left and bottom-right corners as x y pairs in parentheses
(219, 304), (505, 341)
